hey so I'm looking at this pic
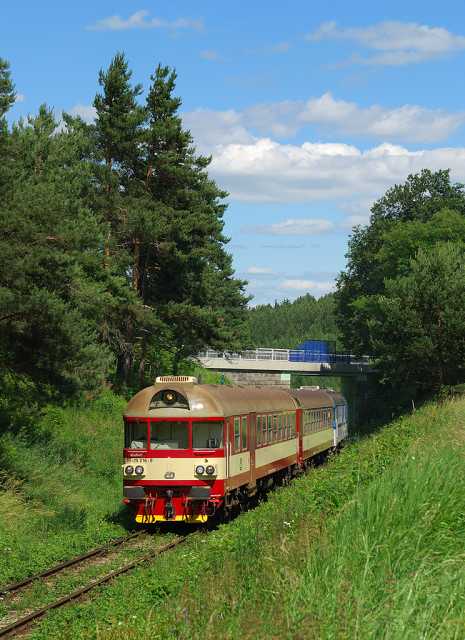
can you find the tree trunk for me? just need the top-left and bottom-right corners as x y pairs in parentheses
(138, 336), (147, 387)
(133, 236), (140, 292)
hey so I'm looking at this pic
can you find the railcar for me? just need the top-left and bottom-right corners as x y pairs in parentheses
(122, 376), (348, 524)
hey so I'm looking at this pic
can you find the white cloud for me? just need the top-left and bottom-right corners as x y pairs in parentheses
(183, 94), (464, 146)
(280, 279), (335, 293)
(299, 93), (464, 143)
(208, 137), (465, 205)
(88, 10), (203, 32)
(243, 217), (335, 235)
(339, 214), (371, 229)
(67, 104), (97, 123)
(245, 273), (336, 304)
(183, 109), (255, 148)
(246, 266), (274, 274)
(308, 21), (465, 65)
(15, 93), (25, 103)
(200, 50), (221, 61)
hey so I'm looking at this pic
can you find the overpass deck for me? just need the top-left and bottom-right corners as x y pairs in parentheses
(197, 348), (373, 377)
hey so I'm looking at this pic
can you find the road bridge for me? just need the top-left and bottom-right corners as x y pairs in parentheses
(197, 348), (373, 386)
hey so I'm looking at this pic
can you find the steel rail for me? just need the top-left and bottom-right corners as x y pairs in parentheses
(0, 536), (187, 638)
(0, 531), (145, 597)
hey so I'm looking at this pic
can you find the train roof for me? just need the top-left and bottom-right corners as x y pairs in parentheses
(124, 379), (345, 419)
(324, 390), (347, 406)
(287, 388), (340, 409)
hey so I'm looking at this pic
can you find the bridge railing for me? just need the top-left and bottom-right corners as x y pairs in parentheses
(198, 348), (371, 365)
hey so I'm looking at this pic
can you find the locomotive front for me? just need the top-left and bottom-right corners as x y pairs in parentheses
(122, 376), (225, 524)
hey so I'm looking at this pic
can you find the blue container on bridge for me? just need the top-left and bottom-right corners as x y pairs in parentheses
(290, 340), (335, 363)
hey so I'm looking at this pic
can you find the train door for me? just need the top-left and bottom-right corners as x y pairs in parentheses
(225, 418), (230, 482)
(332, 403), (338, 447)
(249, 412), (256, 488)
(295, 408), (303, 464)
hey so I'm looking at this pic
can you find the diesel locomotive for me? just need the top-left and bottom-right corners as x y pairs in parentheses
(122, 376), (348, 524)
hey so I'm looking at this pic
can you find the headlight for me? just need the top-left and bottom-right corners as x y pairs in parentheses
(125, 465), (134, 475)
(195, 465), (205, 475)
(163, 390), (177, 405)
(205, 465), (215, 475)
(135, 465), (144, 475)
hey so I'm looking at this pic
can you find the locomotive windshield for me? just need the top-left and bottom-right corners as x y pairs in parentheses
(193, 421), (223, 449)
(150, 421), (188, 450)
(125, 422), (148, 449)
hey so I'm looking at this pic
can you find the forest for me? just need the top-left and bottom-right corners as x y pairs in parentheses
(0, 53), (249, 425)
(1, 49), (465, 640)
(247, 293), (338, 349)
(336, 168), (465, 401)
(2, 52), (465, 431)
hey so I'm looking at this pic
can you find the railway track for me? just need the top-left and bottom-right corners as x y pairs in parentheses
(0, 534), (187, 638)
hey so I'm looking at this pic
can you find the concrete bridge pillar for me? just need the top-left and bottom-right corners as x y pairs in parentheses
(226, 372), (291, 387)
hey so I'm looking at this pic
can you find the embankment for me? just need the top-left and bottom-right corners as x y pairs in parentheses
(29, 397), (465, 639)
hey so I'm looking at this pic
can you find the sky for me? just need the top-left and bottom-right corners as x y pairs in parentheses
(4, 1), (465, 305)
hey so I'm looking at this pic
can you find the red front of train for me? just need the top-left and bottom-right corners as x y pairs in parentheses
(122, 377), (227, 523)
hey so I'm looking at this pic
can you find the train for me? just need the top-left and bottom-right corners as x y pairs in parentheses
(122, 376), (348, 524)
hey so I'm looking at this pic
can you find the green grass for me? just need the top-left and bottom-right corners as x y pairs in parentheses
(0, 390), (132, 585)
(26, 398), (465, 639)
(0, 367), (227, 588)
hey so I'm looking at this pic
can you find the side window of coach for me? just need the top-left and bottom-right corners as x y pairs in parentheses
(241, 416), (247, 450)
(234, 417), (240, 451)
(267, 415), (272, 442)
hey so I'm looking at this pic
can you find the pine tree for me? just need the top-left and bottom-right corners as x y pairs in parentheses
(0, 58), (15, 119)
(91, 53), (155, 383)
(138, 64), (248, 372)
(92, 52), (146, 266)
(0, 58), (16, 200)
(0, 105), (142, 397)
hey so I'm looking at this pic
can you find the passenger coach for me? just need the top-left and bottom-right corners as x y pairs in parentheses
(122, 376), (348, 524)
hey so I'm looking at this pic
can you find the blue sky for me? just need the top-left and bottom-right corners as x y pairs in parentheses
(4, 1), (465, 304)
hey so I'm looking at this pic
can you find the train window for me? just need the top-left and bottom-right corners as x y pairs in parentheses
(267, 415), (272, 442)
(124, 422), (148, 449)
(150, 421), (188, 449)
(193, 421), (223, 449)
(256, 416), (261, 446)
(241, 416), (247, 450)
(263, 415), (268, 444)
(234, 417), (240, 451)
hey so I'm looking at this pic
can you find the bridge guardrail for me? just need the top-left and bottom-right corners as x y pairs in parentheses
(198, 348), (371, 365)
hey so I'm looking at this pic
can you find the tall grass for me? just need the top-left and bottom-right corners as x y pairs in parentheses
(274, 445), (465, 639)
(29, 398), (465, 640)
(0, 390), (128, 583)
